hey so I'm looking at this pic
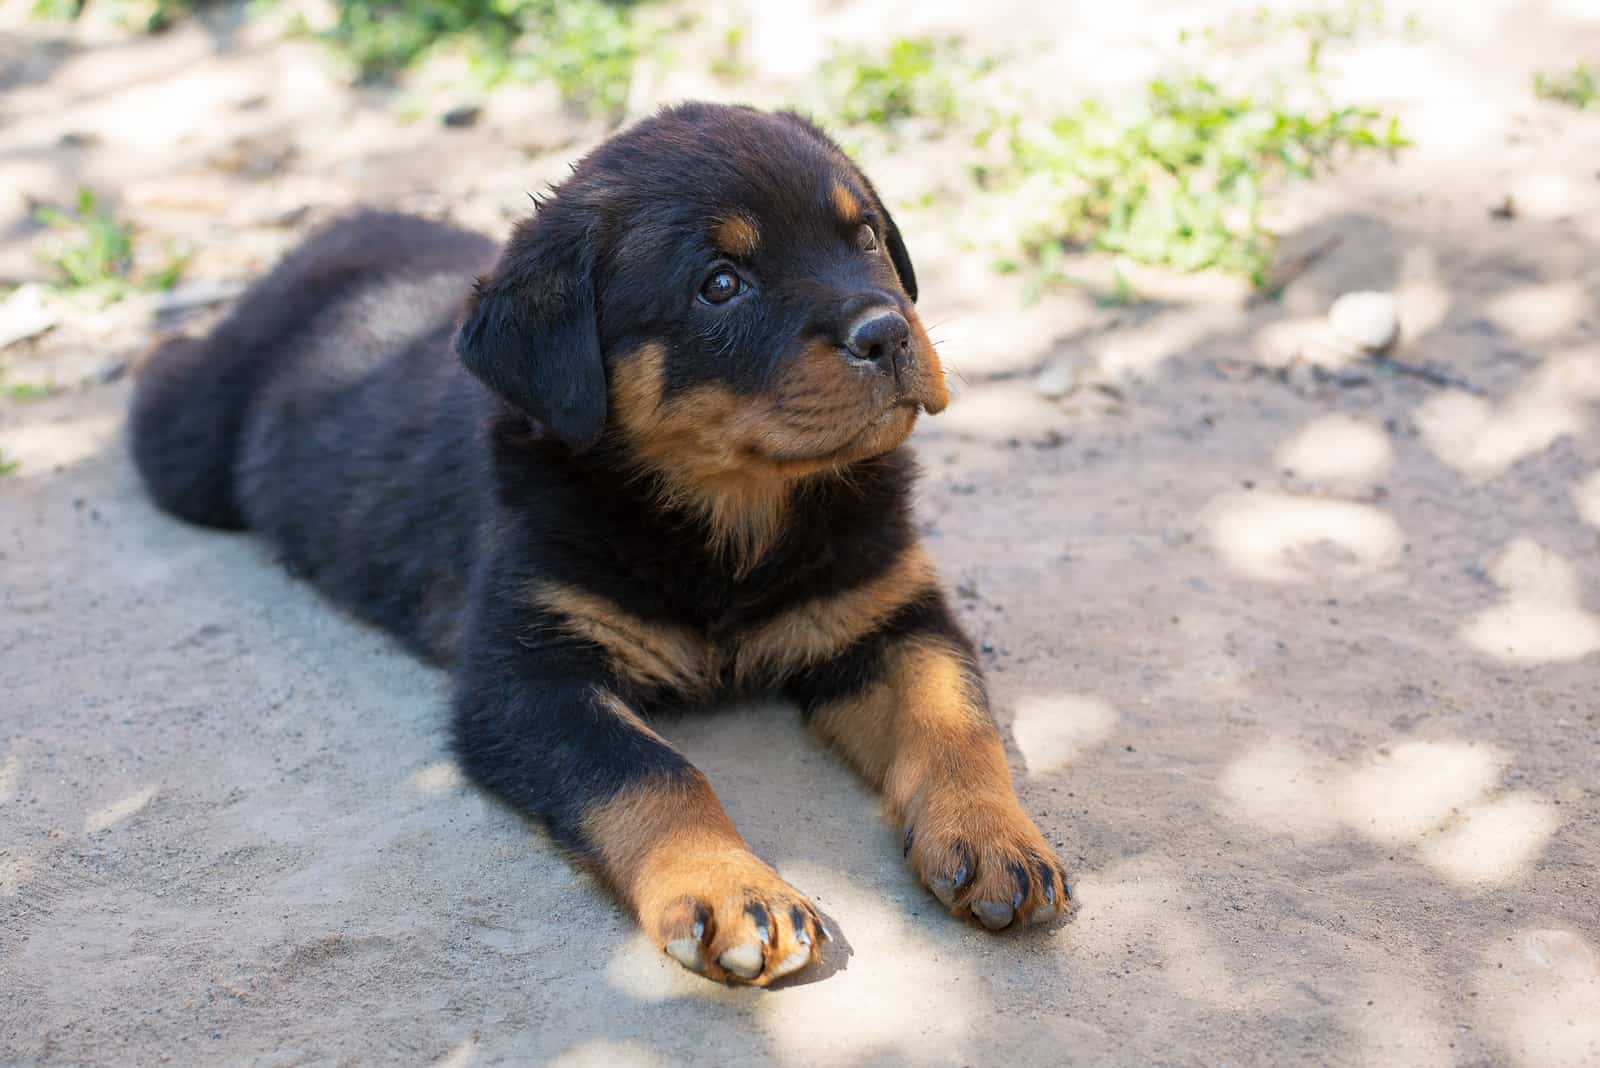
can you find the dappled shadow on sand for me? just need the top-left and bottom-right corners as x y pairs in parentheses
(1221, 737), (1560, 887)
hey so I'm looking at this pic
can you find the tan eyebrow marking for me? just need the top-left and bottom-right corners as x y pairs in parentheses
(830, 182), (861, 225)
(711, 213), (760, 258)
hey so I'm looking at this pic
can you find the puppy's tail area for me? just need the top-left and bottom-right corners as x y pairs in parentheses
(128, 333), (253, 530)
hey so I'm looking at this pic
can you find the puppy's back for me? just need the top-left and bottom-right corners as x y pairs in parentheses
(129, 211), (495, 529)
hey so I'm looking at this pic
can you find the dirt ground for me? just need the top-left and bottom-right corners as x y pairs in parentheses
(4, 1), (1600, 1064)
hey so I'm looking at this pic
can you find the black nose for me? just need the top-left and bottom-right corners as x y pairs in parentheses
(844, 310), (910, 368)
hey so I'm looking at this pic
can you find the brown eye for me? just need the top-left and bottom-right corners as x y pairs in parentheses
(856, 224), (879, 252)
(699, 268), (743, 304)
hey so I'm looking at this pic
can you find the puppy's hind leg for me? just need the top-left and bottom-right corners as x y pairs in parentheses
(129, 210), (495, 531)
(129, 334), (253, 529)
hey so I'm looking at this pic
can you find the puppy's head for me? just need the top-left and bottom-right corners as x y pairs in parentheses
(457, 103), (946, 485)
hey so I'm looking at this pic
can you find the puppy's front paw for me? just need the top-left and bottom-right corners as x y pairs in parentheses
(638, 850), (828, 985)
(902, 792), (1070, 931)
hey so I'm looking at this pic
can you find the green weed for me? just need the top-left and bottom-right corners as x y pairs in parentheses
(34, 189), (133, 295)
(1182, 1), (1395, 73)
(1534, 63), (1599, 111)
(30, 0), (84, 18)
(319, 0), (647, 119)
(0, 450), (18, 476)
(32, 0), (194, 33)
(820, 36), (987, 130)
(494, 0), (644, 117)
(37, 0), (652, 120)
(975, 75), (1406, 289)
(4, 380), (53, 401)
(34, 188), (185, 301)
(709, 26), (748, 81)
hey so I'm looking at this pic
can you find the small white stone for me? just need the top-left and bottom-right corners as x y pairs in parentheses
(1523, 929), (1597, 978)
(0, 284), (59, 350)
(1032, 363), (1073, 399)
(1328, 291), (1400, 352)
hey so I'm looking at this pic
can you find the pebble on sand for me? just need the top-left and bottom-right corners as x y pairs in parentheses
(1328, 290), (1400, 353)
(0, 284), (60, 351)
(1032, 363), (1073, 399)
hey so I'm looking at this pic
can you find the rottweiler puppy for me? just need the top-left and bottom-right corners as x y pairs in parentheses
(130, 102), (1070, 986)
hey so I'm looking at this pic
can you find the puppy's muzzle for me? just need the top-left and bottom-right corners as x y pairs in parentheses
(840, 305), (945, 414)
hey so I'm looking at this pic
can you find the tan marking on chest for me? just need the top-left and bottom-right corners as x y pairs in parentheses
(609, 344), (798, 572)
(608, 342), (924, 578)
(730, 543), (937, 687)
(527, 543), (940, 695)
(528, 585), (718, 695)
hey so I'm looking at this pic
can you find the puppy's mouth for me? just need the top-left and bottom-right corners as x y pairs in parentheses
(749, 332), (947, 469)
(751, 398), (922, 468)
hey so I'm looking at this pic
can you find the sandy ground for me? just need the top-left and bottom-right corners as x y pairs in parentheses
(4, 1), (1600, 1064)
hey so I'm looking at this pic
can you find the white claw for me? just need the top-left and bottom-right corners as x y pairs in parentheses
(771, 947), (813, 979)
(665, 938), (704, 973)
(718, 942), (764, 980)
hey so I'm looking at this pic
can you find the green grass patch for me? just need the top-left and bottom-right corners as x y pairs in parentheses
(4, 380), (53, 401)
(975, 76), (1406, 290)
(819, 36), (989, 130)
(316, 0), (648, 119)
(0, 451), (18, 476)
(35, 0), (649, 119)
(1181, 1), (1403, 73)
(32, 0), (195, 34)
(1534, 63), (1599, 111)
(709, 26), (748, 81)
(34, 188), (185, 301)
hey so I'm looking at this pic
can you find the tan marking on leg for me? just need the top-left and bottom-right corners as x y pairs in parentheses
(711, 213), (760, 259)
(585, 771), (746, 904)
(830, 182), (861, 225)
(586, 771), (826, 984)
(527, 583), (716, 694)
(733, 543), (937, 686)
(811, 638), (1069, 928)
(810, 638), (996, 812)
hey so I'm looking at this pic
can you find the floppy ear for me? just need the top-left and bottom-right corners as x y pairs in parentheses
(879, 203), (918, 303)
(455, 212), (606, 450)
